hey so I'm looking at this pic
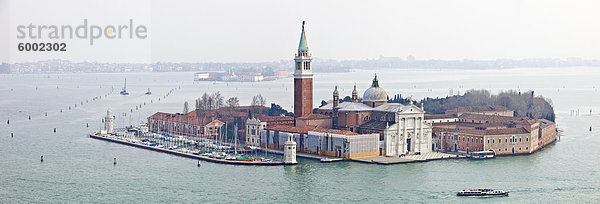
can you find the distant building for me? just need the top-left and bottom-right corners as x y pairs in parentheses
(194, 72), (210, 81)
(431, 113), (556, 155)
(194, 70), (265, 82)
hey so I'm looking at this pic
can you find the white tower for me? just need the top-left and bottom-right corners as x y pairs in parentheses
(283, 135), (297, 164)
(104, 109), (114, 133)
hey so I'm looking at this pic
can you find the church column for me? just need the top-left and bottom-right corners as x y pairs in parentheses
(419, 116), (423, 152)
(402, 118), (407, 154)
(413, 116), (417, 153)
(394, 119), (399, 156)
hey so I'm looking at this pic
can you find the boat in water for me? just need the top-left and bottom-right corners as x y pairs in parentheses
(120, 78), (129, 95)
(470, 150), (496, 160)
(457, 189), (508, 196)
(145, 88), (152, 95)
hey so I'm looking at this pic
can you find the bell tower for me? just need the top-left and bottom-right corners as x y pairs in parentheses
(333, 86), (339, 108)
(294, 21), (313, 117)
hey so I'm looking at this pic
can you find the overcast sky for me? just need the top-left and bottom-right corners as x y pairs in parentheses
(2, 0), (600, 63)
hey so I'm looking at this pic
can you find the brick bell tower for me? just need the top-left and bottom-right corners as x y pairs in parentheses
(294, 21), (313, 117)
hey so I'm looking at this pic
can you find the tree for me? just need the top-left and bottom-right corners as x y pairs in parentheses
(206, 94), (214, 110)
(200, 92), (210, 110)
(320, 100), (327, 107)
(226, 97), (240, 107)
(251, 94), (267, 107)
(342, 96), (352, 102)
(196, 92), (225, 111)
(269, 103), (293, 116)
(415, 89), (555, 121)
(183, 101), (189, 114)
(213, 91), (224, 109)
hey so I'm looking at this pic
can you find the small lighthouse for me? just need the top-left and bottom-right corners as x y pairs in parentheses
(104, 109), (114, 133)
(283, 135), (297, 164)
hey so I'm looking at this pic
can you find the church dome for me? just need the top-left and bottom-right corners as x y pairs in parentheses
(363, 74), (387, 102)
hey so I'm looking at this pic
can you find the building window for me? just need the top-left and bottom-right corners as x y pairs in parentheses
(519, 138), (522, 142)
(499, 139), (501, 143)
(526, 137), (529, 141)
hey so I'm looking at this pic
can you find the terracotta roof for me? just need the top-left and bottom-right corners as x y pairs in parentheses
(312, 128), (359, 135)
(148, 112), (219, 126)
(447, 105), (510, 113)
(256, 115), (295, 122)
(358, 120), (393, 130)
(438, 127), (530, 136)
(459, 113), (521, 123)
(319, 102), (372, 111)
(218, 106), (268, 111)
(296, 113), (330, 120)
(265, 125), (358, 135)
(425, 113), (458, 120)
(538, 119), (555, 128)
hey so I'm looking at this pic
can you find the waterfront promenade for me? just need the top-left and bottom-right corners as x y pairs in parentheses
(352, 152), (466, 165)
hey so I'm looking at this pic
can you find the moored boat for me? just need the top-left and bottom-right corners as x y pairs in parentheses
(470, 150), (496, 160)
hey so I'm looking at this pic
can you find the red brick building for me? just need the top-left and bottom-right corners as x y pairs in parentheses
(293, 21), (313, 117)
(148, 106), (295, 141)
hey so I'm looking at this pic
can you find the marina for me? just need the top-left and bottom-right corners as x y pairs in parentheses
(89, 132), (293, 166)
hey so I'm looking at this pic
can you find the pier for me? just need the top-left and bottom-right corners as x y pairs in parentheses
(89, 132), (295, 166)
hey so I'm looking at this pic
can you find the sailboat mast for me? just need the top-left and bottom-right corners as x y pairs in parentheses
(234, 125), (238, 155)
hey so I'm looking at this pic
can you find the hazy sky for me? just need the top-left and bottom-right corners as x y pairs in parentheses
(2, 0), (600, 63)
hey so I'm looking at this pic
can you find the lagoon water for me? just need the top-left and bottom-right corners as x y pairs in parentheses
(1, 67), (599, 202)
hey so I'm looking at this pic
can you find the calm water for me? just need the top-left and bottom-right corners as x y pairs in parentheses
(1, 67), (599, 203)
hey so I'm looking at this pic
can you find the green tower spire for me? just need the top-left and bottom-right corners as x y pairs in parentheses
(298, 21), (309, 51)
